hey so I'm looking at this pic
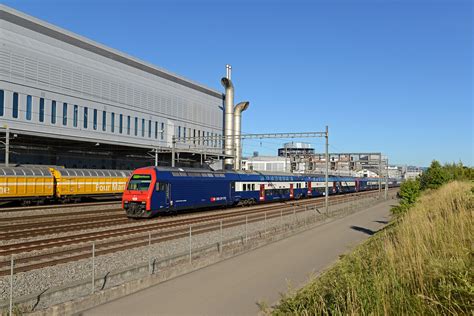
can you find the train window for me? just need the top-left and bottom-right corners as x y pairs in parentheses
(26, 95), (32, 120)
(62, 103), (68, 126)
(243, 184), (247, 191)
(39, 98), (45, 122)
(156, 182), (167, 191)
(111, 112), (115, 133)
(83, 107), (88, 129)
(252, 184), (255, 190)
(119, 114), (123, 134)
(51, 100), (56, 124)
(93, 109), (97, 130)
(12, 93), (18, 118)
(102, 111), (107, 131)
(73, 105), (78, 127)
(0, 90), (3, 116)
(128, 174), (152, 191)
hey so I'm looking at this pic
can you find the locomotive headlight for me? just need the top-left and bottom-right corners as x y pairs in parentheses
(141, 201), (146, 204)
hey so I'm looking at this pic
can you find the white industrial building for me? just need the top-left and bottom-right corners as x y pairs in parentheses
(0, 5), (226, 169)
(241, 156), (290, 173)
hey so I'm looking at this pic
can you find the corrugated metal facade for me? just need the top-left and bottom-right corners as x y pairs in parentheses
(0, 5), (224, 151)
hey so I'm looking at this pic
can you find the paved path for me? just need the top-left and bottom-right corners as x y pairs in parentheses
(83, 200), (393, 316)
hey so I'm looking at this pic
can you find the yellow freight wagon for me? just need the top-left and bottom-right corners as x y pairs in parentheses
(50, 168), (131, 200)
(0, 167), (54, 202)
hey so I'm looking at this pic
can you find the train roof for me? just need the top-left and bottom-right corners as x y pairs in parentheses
(134, 166), (371, 181)
(0, 166), (52, 176)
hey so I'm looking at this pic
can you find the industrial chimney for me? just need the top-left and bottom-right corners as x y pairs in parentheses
(221, 65), (234, 169)
(233, 101), (249, 170)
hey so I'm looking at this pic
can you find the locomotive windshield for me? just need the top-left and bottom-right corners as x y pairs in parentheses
(127, 174), (152, 191)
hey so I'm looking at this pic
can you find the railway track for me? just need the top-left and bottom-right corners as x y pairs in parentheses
(0, 190), (378, 240)
(0, 200), (120, 213)
(0, 189), (397, 276)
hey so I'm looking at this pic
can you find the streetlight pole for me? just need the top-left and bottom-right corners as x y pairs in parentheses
(378, 154), (382, 198)
(385, 157), (389, 199)
(325, 125), (329, 214)
(171, 136), (176, 167)
(5, 127), (9, 167)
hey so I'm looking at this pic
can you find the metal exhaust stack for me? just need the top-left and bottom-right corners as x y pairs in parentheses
(221, 65), (234, 170)
(233, 101), (249, 170)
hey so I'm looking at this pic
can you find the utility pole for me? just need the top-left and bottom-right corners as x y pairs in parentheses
(325, 125), (329, 214)
(5, 127), (9, 167)
(378, 153), (382, 198)
(171, 136), (176, 167)
(154, 148), (158, 167)
(385, 157), (388, 199)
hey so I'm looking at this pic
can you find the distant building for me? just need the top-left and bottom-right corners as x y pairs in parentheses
(354, 169), (379, 178)
(388, 166), (402, 179)
(278, 142), (314, 157)
(403, 167), (423, 180)
(241, 156), (289, 172)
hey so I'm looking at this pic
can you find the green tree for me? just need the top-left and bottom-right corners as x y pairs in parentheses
(419, 160), (451, 190)
(392, 179), (420, 215)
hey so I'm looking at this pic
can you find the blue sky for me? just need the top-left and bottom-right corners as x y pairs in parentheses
(4, 0), (473, 166)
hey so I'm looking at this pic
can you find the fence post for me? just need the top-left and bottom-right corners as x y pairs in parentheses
(219, 220), (223, 253)
(9, 255), (14, 316)
(148, 232), (152, 274)
(264, 212), (267, 235)
(91, 242), (95, 294)
(189, 226), (192, 264)
(280, 209), (283, 229)
(245, 215), (248, 243)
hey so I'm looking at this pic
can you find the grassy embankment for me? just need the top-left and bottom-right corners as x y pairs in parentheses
(272, 181), (473, 315)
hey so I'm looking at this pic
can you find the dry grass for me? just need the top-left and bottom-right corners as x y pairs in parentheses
(272, 181), (473, 315)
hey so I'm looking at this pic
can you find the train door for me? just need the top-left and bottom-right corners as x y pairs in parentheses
(290, 184), (294, 199)
(259, 184), (265, 201)
(165, 183), (171, 208)
(355, 180), (360, 192)
(307, 181), (312, 196)
(230, 182), (235, 205)
(152, 182), (171, 210)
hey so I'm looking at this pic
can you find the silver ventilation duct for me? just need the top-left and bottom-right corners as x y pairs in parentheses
(233, 101), (249, 170)
(221, 65), (234, 169)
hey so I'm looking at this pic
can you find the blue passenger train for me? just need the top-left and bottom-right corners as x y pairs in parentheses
(122, 166), (393, 218)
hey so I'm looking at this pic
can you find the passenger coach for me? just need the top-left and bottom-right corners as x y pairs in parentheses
(122, 166), (388, 218)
